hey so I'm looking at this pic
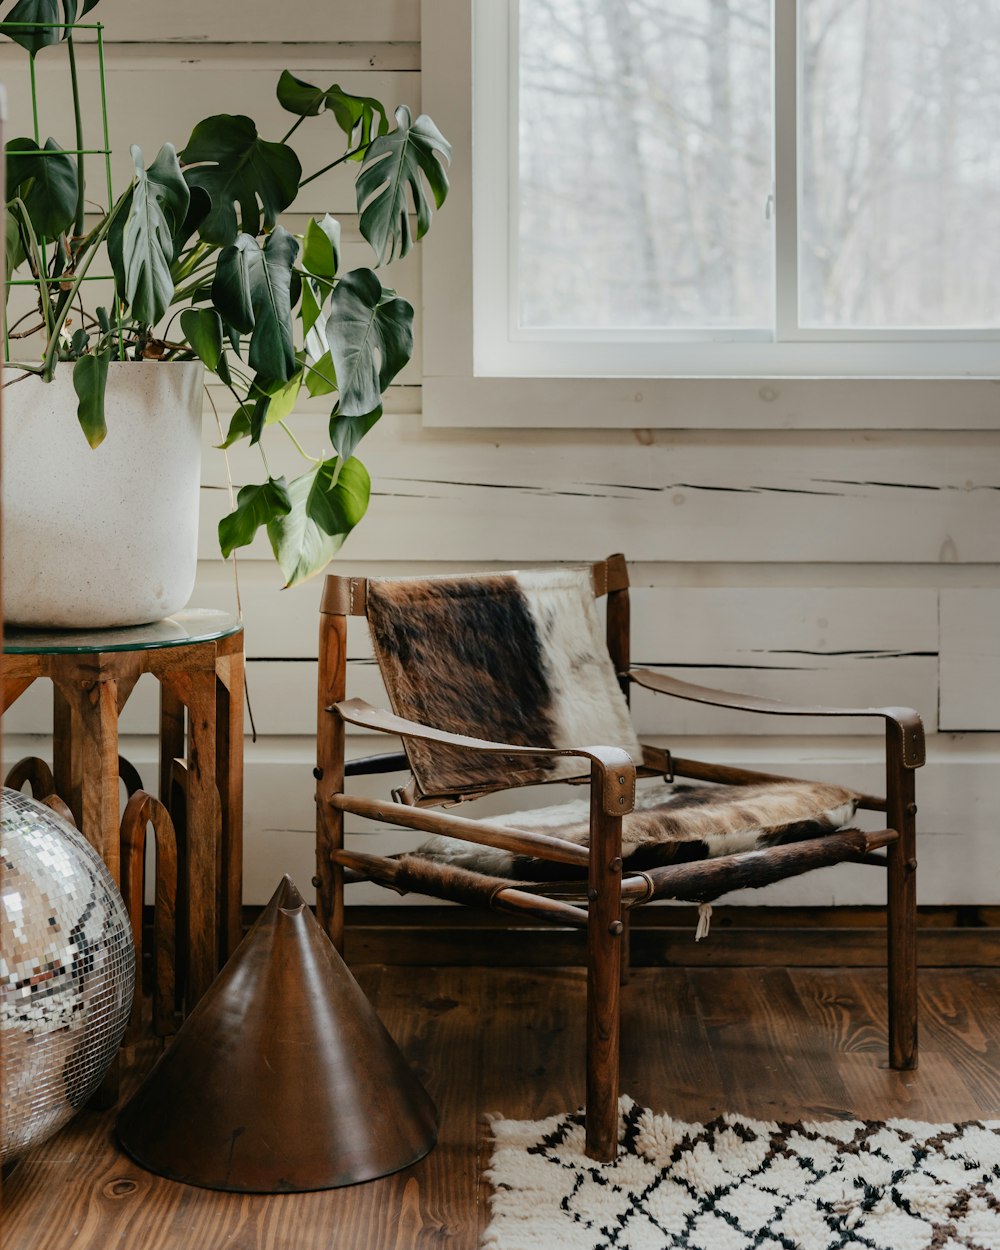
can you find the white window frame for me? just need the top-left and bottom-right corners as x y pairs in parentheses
(420, 0), (1000, 429)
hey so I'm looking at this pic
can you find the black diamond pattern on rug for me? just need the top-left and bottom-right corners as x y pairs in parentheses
(483, 1097), (1000, 1250)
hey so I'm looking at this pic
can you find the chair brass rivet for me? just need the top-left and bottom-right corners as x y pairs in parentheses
(609, 920), (624, 935)
(618, 775), (625, 784)
(618, 796), (625, 805)
(610, 857), (622, 872)
(311, 875), (322, 888)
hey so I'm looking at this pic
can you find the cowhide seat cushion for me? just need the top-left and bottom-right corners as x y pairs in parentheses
(414, 779), (860, 880)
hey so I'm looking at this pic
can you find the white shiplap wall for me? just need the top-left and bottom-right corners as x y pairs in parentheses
(4, 1), (1000, 908)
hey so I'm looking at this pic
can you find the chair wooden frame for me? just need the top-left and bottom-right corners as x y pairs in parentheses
(314, 554), (923, 1161)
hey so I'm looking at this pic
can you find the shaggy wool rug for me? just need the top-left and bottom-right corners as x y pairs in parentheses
(482, 1097), (1000, 1250)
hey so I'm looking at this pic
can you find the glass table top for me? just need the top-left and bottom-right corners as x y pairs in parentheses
(3, 609), (243, 655)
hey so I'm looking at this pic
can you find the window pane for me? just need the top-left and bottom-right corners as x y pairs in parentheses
(517, 0), (773, 331)
(800, 0), (1000, 328)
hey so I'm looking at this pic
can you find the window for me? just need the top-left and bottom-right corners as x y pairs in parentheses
(471, 0), (1000, 378)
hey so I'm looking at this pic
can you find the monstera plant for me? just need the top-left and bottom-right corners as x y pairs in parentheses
(2, 2), (450, 587)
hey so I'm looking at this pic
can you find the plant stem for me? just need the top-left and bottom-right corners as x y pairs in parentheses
(279, 420), (321, 463)
(10, 197), (54, 343)
(171, 267), (216, 303)
(298, 143), (368, 188)
(40, 193), (130, 382)
(172, 242), (211, 284)
(2, 365), (46, 386)
(66, 35), (87, 243)
(280, 114), (307, 144)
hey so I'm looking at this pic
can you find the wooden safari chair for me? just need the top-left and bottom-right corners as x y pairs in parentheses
(314, 554), (923, 1161)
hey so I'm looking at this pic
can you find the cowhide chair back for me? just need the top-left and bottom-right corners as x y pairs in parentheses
(314, 554), (924, 1163)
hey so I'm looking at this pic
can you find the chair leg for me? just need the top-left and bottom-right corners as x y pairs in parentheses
(316, 610), (347, 951)
(886, 722), (918, 1071)
(585, 779), (623, 1162)
(620, 911), (631, 986)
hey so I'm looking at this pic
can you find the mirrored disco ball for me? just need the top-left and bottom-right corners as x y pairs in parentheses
(1, 787), (135, 1163)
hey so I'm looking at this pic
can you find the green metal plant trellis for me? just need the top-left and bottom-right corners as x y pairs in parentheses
(3, 19), (123, 361)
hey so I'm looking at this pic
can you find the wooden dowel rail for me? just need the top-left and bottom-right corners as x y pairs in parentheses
(848, 850), (890, 867)
(328, 793), (591, 868)
(669, 756), (809, 788)
(331, 847), (589, 926)
(641, 828), (897, 904)
(492, 886), (589, 927)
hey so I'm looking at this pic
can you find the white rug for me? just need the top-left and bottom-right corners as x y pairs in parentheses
(482, 1097), (1000, 1250)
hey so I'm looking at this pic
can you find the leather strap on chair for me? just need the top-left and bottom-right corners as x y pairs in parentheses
(629, 668), (926, 769)
(591, 553), (630, 598)
(321, 576), (368, 616)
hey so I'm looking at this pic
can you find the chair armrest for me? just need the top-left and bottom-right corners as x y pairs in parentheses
(628, 668), (925, 768)
(333, 697), (636, 814)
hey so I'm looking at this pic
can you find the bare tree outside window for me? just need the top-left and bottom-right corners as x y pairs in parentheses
(517, 0), (774, 331)
(800, 0), (1000, 328)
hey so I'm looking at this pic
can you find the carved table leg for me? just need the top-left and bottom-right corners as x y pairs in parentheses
(162, 668), (219, 1007)
(216, 636), (245, 960)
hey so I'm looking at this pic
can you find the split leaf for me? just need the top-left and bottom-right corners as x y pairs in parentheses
(356, 106), (450, 264)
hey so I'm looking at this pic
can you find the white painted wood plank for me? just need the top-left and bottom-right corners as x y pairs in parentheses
(197, 420), (1000, 564)
(423, 376), (1000, 431)
(629, 588), (938, 660)
(940, 589), (1000, 730)
(64, 0), (420, 43)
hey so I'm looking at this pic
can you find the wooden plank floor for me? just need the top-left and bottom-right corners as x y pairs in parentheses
(4, 966), (1000, 1249)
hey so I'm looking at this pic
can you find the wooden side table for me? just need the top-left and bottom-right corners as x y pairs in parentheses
(2, 609), (244, 1008)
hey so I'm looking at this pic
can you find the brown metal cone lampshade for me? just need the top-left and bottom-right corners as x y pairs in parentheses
(116, 876), (437, 1192)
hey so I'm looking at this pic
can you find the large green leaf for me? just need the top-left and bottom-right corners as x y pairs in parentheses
(72, 350), (110, 448)
(302, 214), (340, 279)
(267, 456), (371, 587)
(123, 144), (189, 325)
(5, 205), (25, 277)
(6, 137), (78, 240)
(179, 114), (301, 247)
(254, 368), (302, 423)
(172, 183), (210, 261)
(218, 476), (291, 558)
(180, 307), (223, 371)
(356, 106), (451, 264)
(212, 232), (255, 333)
(212, 228), (299, 384)
(329, 405), (381, 463)
(216, 403), (254, 449)
(58, 0), (102, 19)
(324, 267), (413, 416)
(276, 71), (387, 156)
(305, 349), (336, 397)
(0, 0), (63, 53)
(301, 277), (325, 338)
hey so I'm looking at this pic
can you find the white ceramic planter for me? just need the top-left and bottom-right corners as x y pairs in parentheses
(3, 361), (204, 628)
